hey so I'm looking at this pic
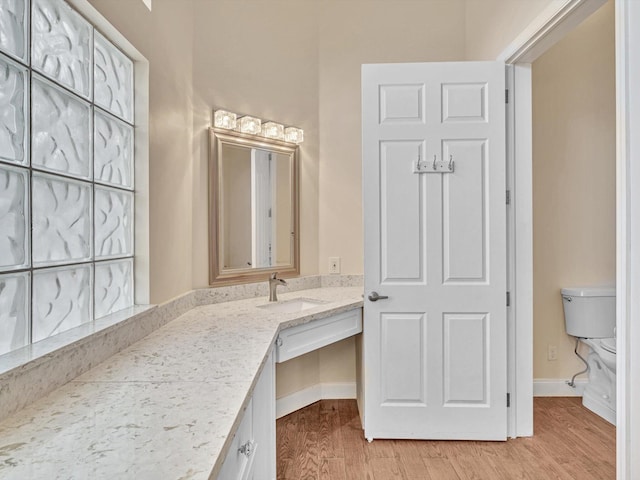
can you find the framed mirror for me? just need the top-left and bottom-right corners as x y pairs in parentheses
(209, 127), (300, 285)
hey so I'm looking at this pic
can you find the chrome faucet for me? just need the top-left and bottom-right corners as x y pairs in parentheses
(268, 272), (287, 302)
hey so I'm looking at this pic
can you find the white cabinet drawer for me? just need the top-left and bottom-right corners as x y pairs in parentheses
(276, 308), (362, 363)
(217, 398), (255, 480)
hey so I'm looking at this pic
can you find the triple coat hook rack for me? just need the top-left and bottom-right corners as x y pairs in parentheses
(414, 154), (454, 174)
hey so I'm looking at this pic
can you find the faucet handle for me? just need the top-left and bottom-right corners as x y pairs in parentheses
(270, 272), (278, 280)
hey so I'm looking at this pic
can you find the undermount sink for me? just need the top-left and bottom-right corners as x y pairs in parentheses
(258, 298), (326, 313)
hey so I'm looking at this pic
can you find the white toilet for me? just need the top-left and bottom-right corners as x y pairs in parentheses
(561, 286), (616, 425)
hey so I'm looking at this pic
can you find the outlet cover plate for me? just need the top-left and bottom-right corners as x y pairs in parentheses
(329, 257), (341, 274)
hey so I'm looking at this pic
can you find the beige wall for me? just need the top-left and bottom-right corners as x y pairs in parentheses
(86, 0), (557, 298)
(88, 0), (195, 305)
(532, 0), (615, 379)
(317, 0), (466, 275)
(221, 146), (251, 269)
(86, 0), (576, 399)
(190, 1), (321, 289)
(316, 0), (559, 274)
(464, 0), (557, 59)
(279, 0), (469, 398)
(275, 337), (356, 400)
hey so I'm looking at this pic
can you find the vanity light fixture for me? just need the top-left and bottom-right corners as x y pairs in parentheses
(214, 110), (237, 130)
(285, 127), (304, 144)
(262, 121), (285, 140)
(213, 109), (304, 144)
(238, 116), (262, 135)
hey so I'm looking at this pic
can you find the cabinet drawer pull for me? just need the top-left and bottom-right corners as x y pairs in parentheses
(238, 440), (254, 458)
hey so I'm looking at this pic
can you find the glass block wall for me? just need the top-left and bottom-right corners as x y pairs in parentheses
(0, 0), (135, 356)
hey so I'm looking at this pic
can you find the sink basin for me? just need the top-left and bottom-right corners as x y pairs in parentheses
(258, 298), (326, 313)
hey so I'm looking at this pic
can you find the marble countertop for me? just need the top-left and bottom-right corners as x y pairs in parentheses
(0, 286), (363, 479)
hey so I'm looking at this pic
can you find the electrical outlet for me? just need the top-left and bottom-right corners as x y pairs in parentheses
(548, 344), (558, 361)
(329, 257), (341, 274)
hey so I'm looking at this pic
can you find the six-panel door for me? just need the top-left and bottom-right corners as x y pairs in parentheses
(362, 61), (507, 440)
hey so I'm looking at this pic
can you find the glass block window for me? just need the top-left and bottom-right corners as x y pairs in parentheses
(0, 0), (135, 356)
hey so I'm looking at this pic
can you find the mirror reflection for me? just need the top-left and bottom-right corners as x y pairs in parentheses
(209, 128), (299, 285)
(220, 144), (292, 270)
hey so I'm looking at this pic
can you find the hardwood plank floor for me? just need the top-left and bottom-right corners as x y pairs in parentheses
(276, 398), (615, 480)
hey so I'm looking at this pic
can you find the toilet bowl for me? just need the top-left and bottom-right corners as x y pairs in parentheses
(583, 337), (616, 373)
(561, 286), (616, 425)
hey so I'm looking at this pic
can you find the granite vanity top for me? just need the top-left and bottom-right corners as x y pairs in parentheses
(0, 286), (363, 479)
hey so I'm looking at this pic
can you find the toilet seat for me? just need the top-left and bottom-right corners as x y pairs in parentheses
(600, 337), (616, 354)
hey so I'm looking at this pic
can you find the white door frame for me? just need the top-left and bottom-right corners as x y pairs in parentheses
(500, 0), (638, 478)
(251, 149), (275, 268)
(614, 2), (640, 478)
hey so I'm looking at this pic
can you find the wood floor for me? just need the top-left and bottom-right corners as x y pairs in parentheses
(276, 398), (615, 480)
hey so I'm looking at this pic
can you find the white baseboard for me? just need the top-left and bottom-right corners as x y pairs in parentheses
(277, 379), (587, 417)
(533, 378), (587, 397)
(276, 382), (356, 419)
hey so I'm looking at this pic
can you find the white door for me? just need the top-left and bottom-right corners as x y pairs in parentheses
(362, 61), (507, 440)
(251, 149), (275, 268)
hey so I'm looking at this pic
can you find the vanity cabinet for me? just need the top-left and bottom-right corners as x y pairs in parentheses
(275, 309), (363, 363)
(217, 351), (276, 480)
(218, 307), (362, 479)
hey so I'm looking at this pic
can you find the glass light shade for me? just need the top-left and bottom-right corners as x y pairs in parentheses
(214, 110), (237, 130)
(238, 116), (261, 135)
(285, 127), (304, 144)
(262, 121), (284, 140)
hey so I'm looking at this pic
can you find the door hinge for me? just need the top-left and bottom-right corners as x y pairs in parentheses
(505, 89), (509, 104)
(506, 190), (511, 205)
(506, 291), (511, 307)
(507, 393), (511, 407)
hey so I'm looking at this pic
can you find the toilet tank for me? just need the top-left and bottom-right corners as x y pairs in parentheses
(561, 287), (616, 338)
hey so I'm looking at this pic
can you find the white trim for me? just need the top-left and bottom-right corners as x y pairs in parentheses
(506, 65), (516, 438)
(508, 2), (638, 477)
(133, 61), (150, 305)
(615, 1), (640, 478)
(533, 378), (587, 397)
(498, 0), (607, 63)
(504, 0), (607, 441)
(275, 382), (356, 419)
(615, 1), (629, 476)
(513, 64), (534, 437)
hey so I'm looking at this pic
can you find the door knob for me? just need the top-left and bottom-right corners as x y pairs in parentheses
(238, 440), (254, 458)
(368, 291), (389, 302)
